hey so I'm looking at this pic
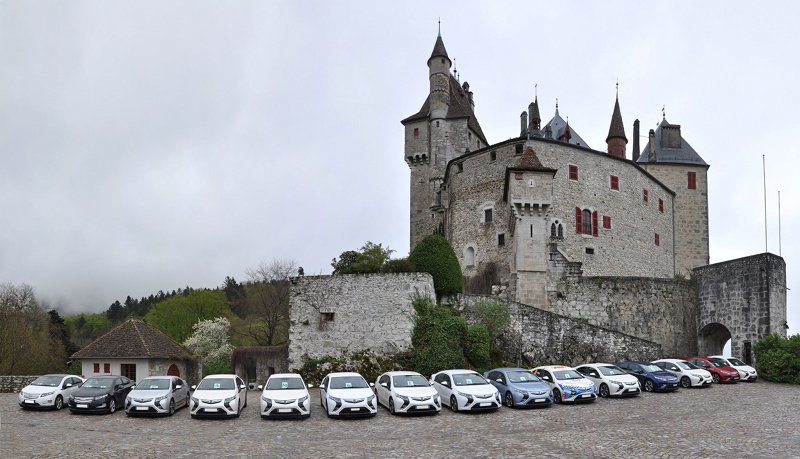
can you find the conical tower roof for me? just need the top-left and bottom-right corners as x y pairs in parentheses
(429, 34), (449, 61)
(516, 145), (544, 168)
(606, 96), (627, 142)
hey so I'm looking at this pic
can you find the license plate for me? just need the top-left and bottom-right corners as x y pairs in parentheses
(204, 408), (217, 412)
(349, 408), (361, 412)
(418, 405), (430, 409)
(76, 404), (88, 408)
(278, 408), (291, 413)
(534, 398), (545, 402)
(580, 394), (591, 398)
(479, 402), (491, 407)
(24, 400), (34, 404)
(627, 388), (637, 392)
(136, 406), (148, 410)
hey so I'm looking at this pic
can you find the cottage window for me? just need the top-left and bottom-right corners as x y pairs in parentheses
(93, 363), (100, 373)
(610, 175), (619, 191)
(103, 363), (110, 373)
(413, 127), (419, 137)
(121, 364), (136, 381)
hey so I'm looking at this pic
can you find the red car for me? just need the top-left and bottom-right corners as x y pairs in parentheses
(685, 357), (741, 384)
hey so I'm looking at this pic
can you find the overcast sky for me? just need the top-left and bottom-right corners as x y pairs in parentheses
(1, 1), (797, 333)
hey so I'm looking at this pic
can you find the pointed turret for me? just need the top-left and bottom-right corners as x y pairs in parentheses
(606, 95), (628, 159)
(427, 34), (452, 120)
(429, 34), (449, 62)
(528, 96), (541, 133)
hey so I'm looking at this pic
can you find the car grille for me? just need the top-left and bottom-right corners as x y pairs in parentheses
(74, 397), (94, 403)
(134, 398), (153, 403)
(22, 392), (39, 399)
(475, 394), (492, 399)
(202, 399), (221, 404)
(344, 398), (364, 403)
(274, 399), (294, 405)
(411, 396), (431, 402)
(532, 390), (548, 395)
(624, 381), (637, 386)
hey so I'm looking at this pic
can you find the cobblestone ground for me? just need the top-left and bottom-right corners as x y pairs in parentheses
(1, 380), (798, 458)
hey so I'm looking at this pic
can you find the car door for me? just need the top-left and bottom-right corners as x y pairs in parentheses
(535, 369), (554, 389)
(320, 376), (329, 410)
(433, 373), (453, 404)
(487, 371), (504, 393)
(376, 375), (390, 406)
(113, 378), (125, 404)
(237, 377), (246, 410)
(176, 378), (189, 406)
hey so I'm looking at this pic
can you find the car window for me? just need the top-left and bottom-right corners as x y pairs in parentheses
(452, 373), (488, 386)
(537, 370), (552, 381)
(139, 379), (170, 390)
(329, 376), (369, 389)
(507, 370), (538, 383)
(321, 377), (328, 388)
(392, 374), (429, 388)
(378, 375), (390, 388)
(197, 378), (236, 390)
(598, 366), (627, 376)
(434, 374), (448, 385)
(266, 377), (305, 390)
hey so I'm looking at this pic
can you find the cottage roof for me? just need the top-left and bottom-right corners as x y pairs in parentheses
(71, 319), (196, 360)
(636, 119), (707, 166)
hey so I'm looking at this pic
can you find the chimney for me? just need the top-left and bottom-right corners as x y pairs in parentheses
(648, 129), (656, 162)
(632, 119), (640, 161)
(463, 81), (474, 109)
(520, 111), (528, 137)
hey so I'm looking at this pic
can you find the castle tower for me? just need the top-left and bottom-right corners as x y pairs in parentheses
(606, 95), (628, 158)
(637, 118), (710, 274)
(402, 33), (488, 249)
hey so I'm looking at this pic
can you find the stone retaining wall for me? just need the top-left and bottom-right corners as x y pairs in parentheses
(0, 376), (38, 393)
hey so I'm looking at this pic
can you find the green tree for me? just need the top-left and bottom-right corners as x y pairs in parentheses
(410, 295), (467, 375)
(754, 333), (800, 384)
(464, 324), (491, 369)
(331, 250), (359, 274)
(234, 259), (296, 346)
(184, 317), (234, 375)
(351, 241), (394, 273)
(144, 290), (230, 342)
(409, 234), (463, 300)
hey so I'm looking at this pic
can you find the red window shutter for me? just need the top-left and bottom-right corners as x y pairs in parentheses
(610, 175), (619, 190)
(104, 363), (110, 373)
(575, 207), (582, 233)
(643, 189), (649, 203)
(569, 165), (579, 181)
(659, 199), (664, 213)
(592, 211), (599, 237)
(603, 216), (611, 229)
(688, 171), (696, 189)
(413, 128), (419, 137)
(655, 233), (660, 246)
(93, 363), (99, 373)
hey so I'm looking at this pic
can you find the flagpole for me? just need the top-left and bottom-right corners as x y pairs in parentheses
(763, 155), (768, 253)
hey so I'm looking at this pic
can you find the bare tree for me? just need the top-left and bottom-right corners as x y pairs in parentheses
(0, 283), (64, 374)
(237, 259), (296, 346)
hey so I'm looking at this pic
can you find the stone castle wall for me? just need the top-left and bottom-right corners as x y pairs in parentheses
(459, 295), (663, 366)
(287, 273), (435, 370)
(0, 376), (38, 393)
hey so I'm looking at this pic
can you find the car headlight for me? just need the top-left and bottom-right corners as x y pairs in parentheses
(125, 396), (131, 404)
(154, 395), (168, 406)
(512, 388), (529, 396)
(456, 391), (474, 404)
(40, 391), (55, 398)
(261, 395), (272, 403)
(69, 395), (75, 402)
(223, 395), (236, 409)
(297, 395), (309, 404)
(94, 395), (108, 401)
(329, 396), (342, 404)
(190, 396), (199, 405)
(397, 394), (409, 402)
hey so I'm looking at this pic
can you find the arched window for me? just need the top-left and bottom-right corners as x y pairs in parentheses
(575, 208), (598, 236)
(557, 224), (563, 238)
(465, 247), (475, 266)
(550, 223), (557, 238)
(581, 209), (592, 234)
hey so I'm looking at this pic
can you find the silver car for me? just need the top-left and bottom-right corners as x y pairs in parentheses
(125, 376), (190, 416)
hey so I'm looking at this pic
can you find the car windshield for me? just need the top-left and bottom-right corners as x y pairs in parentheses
(598, 366), (627, 376)
(31, 376), (63, 387)
(81, 378), (112, 389)
(197, 378), (235, 390)
(553, 370), (583, 380)
(329, 376), (369, 389)
(672, 361), (692, 370)
(683, 361), (701, 369)
(641, 364), (662, 372)
(392, 375), (429, 387)
(507, 371), (540, 383)
(727, 358), (746, 366)
(708, 358), (728, 368)
(138, 379), (171, 390)
(266, 377), (305, 390)
(452, 373), (488, 386)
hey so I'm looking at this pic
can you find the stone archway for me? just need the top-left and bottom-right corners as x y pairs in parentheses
(698, 322), (731, 356)
(167, 364), (180, 377)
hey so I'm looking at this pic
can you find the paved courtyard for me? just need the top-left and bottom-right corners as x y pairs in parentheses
(1, 380), (798, 458)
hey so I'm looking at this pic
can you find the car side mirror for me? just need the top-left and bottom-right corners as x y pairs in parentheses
(380, 382), (387, 387)
(542, 376), (551, 381)
(65, 383), (73, 388)
(369, 382), (375, 387)
(307, 384), (314, 388)
(441, 381), (449, 386)
(130, 385), (136, 390)
(319, 384), (326, 390)
(190, 385), (197, 391)
(257, 385), (263, 390)
(495, 378), (503, 383)
(239, 385), (246, 390)
(670, 367), (679, 372)
(175, 385), (183, 390)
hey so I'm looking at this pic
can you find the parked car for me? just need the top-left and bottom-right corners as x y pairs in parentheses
(319, 372), (376, 418)
(484, 367), (553, 408)
(615, 361), (680, 392)
(575, 363), (641, 398)
(684, 357), (741, 384)
(68, 375), (135, 414)
(125, 376), (189, 416)
(18, 374), (84, 410)
(258, 373), (311, 419)
(709, 355), (758, 381)
(375, 371), (440, 415)
(652, 359), (713, 388)
(190, 374), (247, 418)
(532, 365), (597, 403)
(430, 369), (500, 413)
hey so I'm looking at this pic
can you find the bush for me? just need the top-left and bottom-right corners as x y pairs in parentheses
(296, 351), (398, 385)
(753, 333), (800, 384)
(410, 295), (467, 376)
(383, 257), (414, 273)
(409, 234), (463, 299)
(464, 324), (491, 369)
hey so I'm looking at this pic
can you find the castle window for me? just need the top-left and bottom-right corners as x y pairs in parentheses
(457, 163), (463, 173)
(610, 175), (619, 191)
(568, 164), (579, 181)
(575, 207), (598, 236)
(321, 312), (335, 322)
(490, 151), (496, 162)
(688, 171), (697, 189)
(551, 223), (557, 237)
(484, 208), (493, 223)
(655, 233), (660, 246)
(558, 224), (563, 238)
(603, 215), (612, 229)
(515, 144), (523, 155)
(585, 247), (595, 255)
(643, 189), (649, 204)
(465, 246), (475, 266)
(436, 121), (439, 127)
(658, 198), (664, 213)
(498, 233), (505, 246)
(469, 132), (472, 140)
(413, 128), (419, 137)
(550, 221), (564, 239)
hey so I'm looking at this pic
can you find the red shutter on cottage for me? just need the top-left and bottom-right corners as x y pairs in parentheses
(592, 211), (599, 237)
(659, 199), (664, 213)
(575, 207), (582, 233)
(93, 363), (99, 373)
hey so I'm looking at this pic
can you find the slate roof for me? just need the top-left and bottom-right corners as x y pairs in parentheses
(542, 107), (590, 149)
(429, 34), (449, 61)
(71, 319), (196, 360)
(606, 97), (627, 142)
(636, 119), (707, 166)
(401, 73), (488, 145)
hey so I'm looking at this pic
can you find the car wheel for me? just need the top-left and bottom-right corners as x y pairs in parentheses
(712, 373), (721, 384)
(54, 395), (63, 410)
(599, 384), (610, 398)
(680, 376), (691, 388)
(643, 380), (654, 392)
(108, 398), (116, 414)
(504, 392), (515, 408)
(169, 399), (176, 416)
(553, 389), (562, 404)
(389, 397), (396, 415)
(449, 395), (459, 413)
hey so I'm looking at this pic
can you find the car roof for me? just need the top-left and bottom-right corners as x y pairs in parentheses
(439, 369), (480, 375)
(488, 367), (531, 373)
(383, 371), (423, 377)
(87, 375), (122, 379)
(140, 375), (178, 380)
(203, 374), (237, 379)
(268, 373), (303, 379)
(534, 365), (575, 371)
(653, 358), (684, 363)
(327, 372), (364, 377)
(576, 363), (615, 368)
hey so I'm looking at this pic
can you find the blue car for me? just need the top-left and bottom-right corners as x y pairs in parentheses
(615, 361), (680, 392)
(484, 368), (553, 408)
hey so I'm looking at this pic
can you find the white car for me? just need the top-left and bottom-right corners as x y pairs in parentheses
(532, 365), (597, 403)
(190, 374), (247, 418)
(18, 374), (84, 410)
(125, 376), (190, 416)
(375, 371), (441, 415)
(709, 356), (758, 381)
(652, 359), (713, 388)
(430, 369), (500, 412)
(258, 373), (311, 419)
(575, 363), (641, 397)
(319, 372), (376, 418)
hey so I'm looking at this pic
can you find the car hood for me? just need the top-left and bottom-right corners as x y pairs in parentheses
(72, 387), (112, 397)
(262, 389), (308, 400)
(326, 387), (374, 399)
(604, 374), (639, 384)
(193, 389), (237, 399)
(21, 385), (61, 395)
(451, 384), (498, 396)
(734, 364), (757, 372)
(555, 378), (595, 390)
(650, 371), (678, 380)
(392, 386), (438, 398)
(687, 369), (712, 377)
(509, 381), (551, 392)
(716, 366), (739, 374)
(128, 388), (171, 399)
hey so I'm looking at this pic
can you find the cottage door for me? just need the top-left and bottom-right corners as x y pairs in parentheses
(167, 364), (180, 377)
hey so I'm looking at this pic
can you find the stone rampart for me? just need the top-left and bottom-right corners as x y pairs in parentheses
(0, 376), (38, 393)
